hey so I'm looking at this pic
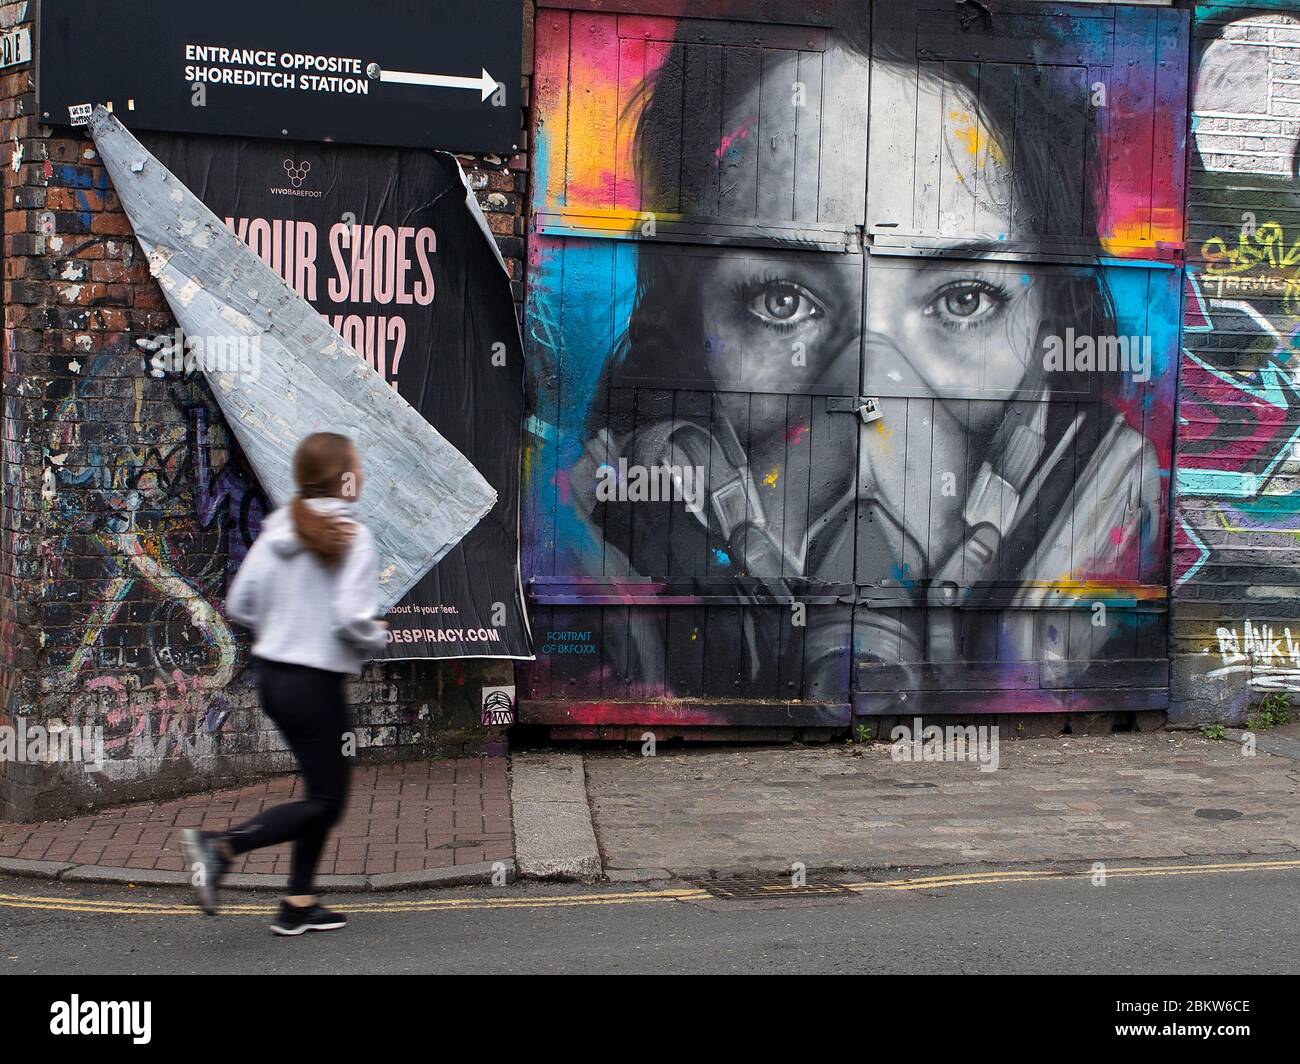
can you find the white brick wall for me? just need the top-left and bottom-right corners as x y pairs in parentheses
(1195, 13), (1300, 176)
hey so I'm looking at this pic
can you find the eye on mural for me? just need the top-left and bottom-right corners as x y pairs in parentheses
(520, 1), (1188, 730)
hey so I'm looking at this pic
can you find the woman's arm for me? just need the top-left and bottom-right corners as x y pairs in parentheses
(333, 523), (390, 652)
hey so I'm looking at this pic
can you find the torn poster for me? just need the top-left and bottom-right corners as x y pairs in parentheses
(138, 130), (534, 660)
(89, 106), (497, 617)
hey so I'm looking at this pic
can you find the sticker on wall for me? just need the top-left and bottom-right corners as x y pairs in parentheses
(481, 686), (516, 727)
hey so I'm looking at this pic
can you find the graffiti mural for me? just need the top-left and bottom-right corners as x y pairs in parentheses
(1173, 3), (1300, 715)
(40, 321), (266, 768)
(521, 1), (1188, 728)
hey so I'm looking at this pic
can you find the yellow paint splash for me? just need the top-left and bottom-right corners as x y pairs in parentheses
(873, 418), (894, 453)
(948, 110), (1007, 168)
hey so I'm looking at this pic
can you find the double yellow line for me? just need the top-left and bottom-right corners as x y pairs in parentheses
(1, 857), (1297, 917)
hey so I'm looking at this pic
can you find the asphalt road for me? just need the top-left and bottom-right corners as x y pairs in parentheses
(2, 857), (1298, 975)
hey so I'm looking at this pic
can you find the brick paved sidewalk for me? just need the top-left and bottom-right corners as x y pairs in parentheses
(0, 758), (513, 890)
(584, 733), (1300, 878)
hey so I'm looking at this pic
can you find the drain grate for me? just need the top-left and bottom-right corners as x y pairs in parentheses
(692, 877), (856, 900)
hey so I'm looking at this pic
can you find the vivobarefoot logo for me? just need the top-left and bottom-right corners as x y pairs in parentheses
(283, 158), (311, 187)
(271, 158), (322, 198)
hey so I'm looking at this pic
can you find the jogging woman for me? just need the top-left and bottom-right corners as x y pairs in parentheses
(182, 431), (389, 934)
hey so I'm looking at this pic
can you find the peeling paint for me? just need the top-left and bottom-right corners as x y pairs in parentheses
(174, 277), (201, 306)
(146, 247), (172, 276)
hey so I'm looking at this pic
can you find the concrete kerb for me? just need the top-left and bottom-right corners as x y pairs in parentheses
(509, 751), (604, 880)
(0, 857), (516, 893)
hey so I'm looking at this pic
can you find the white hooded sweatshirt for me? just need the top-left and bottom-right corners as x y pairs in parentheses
(226, 497), (389, 674)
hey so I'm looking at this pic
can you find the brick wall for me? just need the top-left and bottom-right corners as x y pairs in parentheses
(1171, 2), (1300, 722)
(0, 0), (534, 820)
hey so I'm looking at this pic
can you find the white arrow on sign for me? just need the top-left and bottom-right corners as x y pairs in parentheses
(373, 65), (499, 102)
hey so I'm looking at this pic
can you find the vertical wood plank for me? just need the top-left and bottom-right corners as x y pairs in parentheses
(615, 36), (647, 213)
(703, 605), (746, 697)
(522, 241), (563, 581)
(1045, 64), (1089, 240)
(808, 393), (855, 583)
(859, 397), (907, 586)
(1154, 9), (1189, 248)
(680, 43), (724, 218)
(664, 606), (706, 699)
(708, 392), (751, 578)
(817, 26), (870, 224)
(938, 61), (980, 237)
(604, 385), (637, 578)
(557, 241), (617, 577)
(568, 12), (620, 210)
(644, 39), (684, 216)
(782, 393), (812, 578)
(974, 61), (1016, 237)
(749, 392), (789, 578)
(1070, 404), (1101, 583)
(533, 9), (572, 212)
(630, 387), (675, 578)
(1105, 5), (1157, 245)
(668, 389), (714, 579)
(757, 49), (800, 221)
(866, 52), (918, 228)
(900, 396), (935, 582)
(523, 604), (554, 699)
(912, 61), (945, 233)
(602, 604), (631, 699)
(719, 47), (761, 219)
(793, 50), (823, 223)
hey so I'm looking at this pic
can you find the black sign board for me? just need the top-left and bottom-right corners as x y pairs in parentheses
(38, 0), (523, 153)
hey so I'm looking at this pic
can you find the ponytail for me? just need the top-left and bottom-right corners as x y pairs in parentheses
(290, 432), (357, 566)
(290, 495), (352, 566)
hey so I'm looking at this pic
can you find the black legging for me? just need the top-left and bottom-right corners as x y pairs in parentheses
(224, 658), (352, 894)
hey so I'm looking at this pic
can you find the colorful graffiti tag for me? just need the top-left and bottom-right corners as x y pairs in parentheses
(1174, 4), (1300, 710)
(41, 314), (265, 766)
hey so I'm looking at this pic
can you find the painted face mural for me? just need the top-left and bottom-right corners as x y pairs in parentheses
(524, 4), (1185, 722)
